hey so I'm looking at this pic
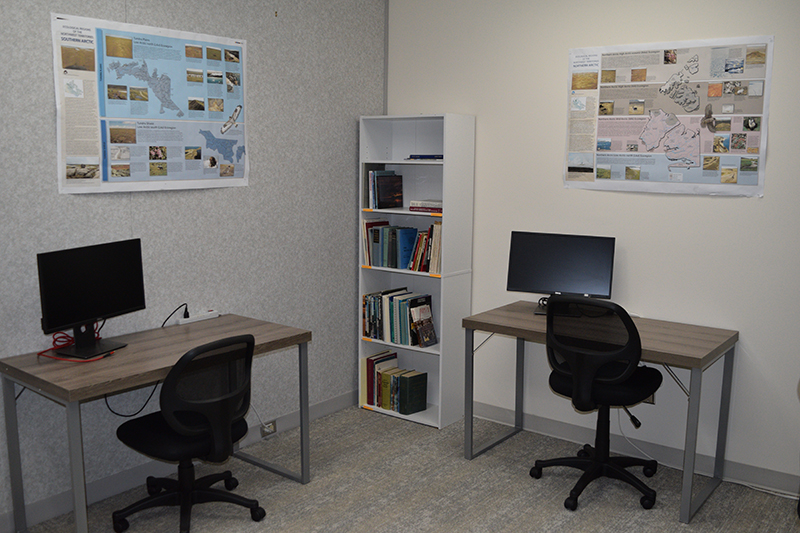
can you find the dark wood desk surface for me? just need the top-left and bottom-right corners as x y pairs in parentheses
(0, 314), (312, 403)
(462, 300), (738, 370)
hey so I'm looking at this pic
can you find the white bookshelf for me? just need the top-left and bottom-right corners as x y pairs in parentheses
(357, 114), (475, 428)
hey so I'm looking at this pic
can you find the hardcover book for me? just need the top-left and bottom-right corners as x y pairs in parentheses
(375, 174), (403, 209)
(399, 370), (427, 415)
(411, 303), (437, 348)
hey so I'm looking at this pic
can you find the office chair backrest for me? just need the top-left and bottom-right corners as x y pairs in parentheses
(161, 334), (255, 462)
(546, 296), (641, 412)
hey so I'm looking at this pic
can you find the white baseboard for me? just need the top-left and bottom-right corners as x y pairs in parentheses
(472, 401), (800, 497)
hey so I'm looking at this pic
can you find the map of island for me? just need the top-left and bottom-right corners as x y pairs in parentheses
(107, 59), (184, 117)
(199, 129), (243, 163)
(658, 54), (701, 113)
(640, 109), (700, 169)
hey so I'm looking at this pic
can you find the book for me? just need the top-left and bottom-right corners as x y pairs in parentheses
(411, 303), (437, 348)
(409, 232), (428, 271)
(406, 294), (432, 345)
(406, 154), (443, 160)
(409, 199), (443, 213)
(380, 287), (409, 341)
(375, 174), (403, 209)
(380, 367), (406, 409)
(372, 354), (398, 405)
(359, 356), (368, 406)
(387, 290), (411, 343)
(362, 219), (388, 266)
(392, 292), (420, 345)
(399, 370), (428, 415)
(409, 199), (443, 208)
(363, 350), (395, 405)
(368, 169), (396, 209)
(429, 220), (442, 274)
(396, 227), (419, 270)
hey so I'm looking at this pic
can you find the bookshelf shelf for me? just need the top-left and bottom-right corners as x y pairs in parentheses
(358, 114), (475, 429)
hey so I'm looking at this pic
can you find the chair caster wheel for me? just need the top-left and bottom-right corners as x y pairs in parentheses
(564, 496), (578, 511)
(529, 466), (542, 479)
(577, 448), (590, 458)
(643, 465), (657, 478)
(640, 495), (655, 509)
(224, 477), (239, 491)
(113, 517), (129, 532)
(251, 506), (266, 522)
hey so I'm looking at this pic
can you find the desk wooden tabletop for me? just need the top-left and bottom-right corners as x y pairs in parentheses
(0, 315), (311, 403)
(463, 300), (738, 370)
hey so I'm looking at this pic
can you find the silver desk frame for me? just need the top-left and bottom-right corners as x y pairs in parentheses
(2, 332), (310, 533)
(464, 327), (735, 524)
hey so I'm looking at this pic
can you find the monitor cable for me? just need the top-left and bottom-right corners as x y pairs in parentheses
(104, 305), (187, 417)
(37, 321), (109, 362)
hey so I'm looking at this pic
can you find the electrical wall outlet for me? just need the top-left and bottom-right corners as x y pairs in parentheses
(260, 420), (277, 438)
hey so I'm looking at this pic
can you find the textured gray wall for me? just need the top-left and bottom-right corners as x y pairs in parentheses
(0, 0), (385, 516)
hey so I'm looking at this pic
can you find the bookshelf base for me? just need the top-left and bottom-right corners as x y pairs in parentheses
(360, 403), (438, 427)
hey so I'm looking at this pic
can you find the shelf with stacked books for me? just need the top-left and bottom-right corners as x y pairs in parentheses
(357, 114), (474, 429)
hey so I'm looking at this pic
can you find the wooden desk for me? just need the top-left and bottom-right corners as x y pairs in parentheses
(462, 300), (738, 523)
(1, 314), (312, 533)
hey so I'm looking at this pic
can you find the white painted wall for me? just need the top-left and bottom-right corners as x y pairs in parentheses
(387, 0), (800, 488)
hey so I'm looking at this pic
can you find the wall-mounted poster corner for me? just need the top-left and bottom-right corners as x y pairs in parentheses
(564, 35), (773, 197)
(51, 13), (248, 194)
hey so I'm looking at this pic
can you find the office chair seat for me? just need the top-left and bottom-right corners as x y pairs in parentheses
(548, 362), (662, 410)
(116, 413), (249, 462)
(530, 296), (663, 512)
(112, 335), (266, 533)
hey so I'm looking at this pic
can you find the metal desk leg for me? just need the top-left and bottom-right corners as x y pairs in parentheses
(66, 401), (89, 533)
(464, 328), (475, 459)
(679, 346), (734, 523)
(236, 341), (310, 484)
(465, 331), (524, 460)
(298, 341), (310, 484)
(514, 337), (525, 430)
(2, 376), (27, 532)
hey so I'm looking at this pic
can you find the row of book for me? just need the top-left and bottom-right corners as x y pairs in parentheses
(360, 350), (427, 415)
(362, 288), (438, 348)
(365, 169), (443, 214)
(361, 219), (442, 274)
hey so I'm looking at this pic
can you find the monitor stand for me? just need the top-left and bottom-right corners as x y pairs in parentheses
(55, 323), (126, 359)
(533, 295), (585, 317)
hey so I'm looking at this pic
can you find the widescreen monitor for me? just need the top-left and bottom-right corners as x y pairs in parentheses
(506, 231), (615, 312)
(37, 238), (146, 358)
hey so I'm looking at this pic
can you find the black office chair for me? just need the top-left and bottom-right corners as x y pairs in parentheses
(112, 335), (266, 533)
(530, 295), (663, 511)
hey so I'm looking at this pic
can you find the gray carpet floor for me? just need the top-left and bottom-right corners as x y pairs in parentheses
(31, 406), (796, 532)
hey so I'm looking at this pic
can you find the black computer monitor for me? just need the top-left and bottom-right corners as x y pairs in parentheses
(506, 231), (615, 312)
(37, 238), (146, 358)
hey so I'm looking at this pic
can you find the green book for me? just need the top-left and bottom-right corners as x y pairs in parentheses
(399, 370), (427, 415)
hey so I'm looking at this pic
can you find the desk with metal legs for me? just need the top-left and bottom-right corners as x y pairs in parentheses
(462, 300), (738, 524)
(1, 314), (311, 533)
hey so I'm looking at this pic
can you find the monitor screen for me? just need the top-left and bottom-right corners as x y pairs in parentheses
(506, 231), (615, 300)
(37, 238), (146, 358)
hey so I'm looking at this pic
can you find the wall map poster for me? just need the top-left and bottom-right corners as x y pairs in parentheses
(565, 36), (773, 196)
(51, 13), (248, 193)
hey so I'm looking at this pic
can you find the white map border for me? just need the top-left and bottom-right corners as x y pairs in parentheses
(51, 13), (248, 194)
(564, 36), (773, 197)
